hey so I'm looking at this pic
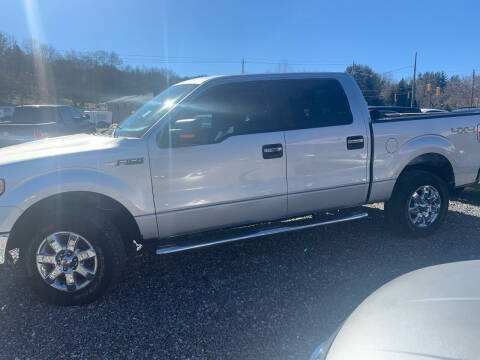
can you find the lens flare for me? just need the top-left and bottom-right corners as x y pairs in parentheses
(23, 0), (56, 102)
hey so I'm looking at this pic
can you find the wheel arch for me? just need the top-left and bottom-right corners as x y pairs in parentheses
(397, 152), (455, 191)
(7, 191), (142, 258)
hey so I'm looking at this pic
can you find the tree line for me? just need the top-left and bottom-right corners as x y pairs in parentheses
(0, 31), (478, 110)
(346, 64), (479, 110)
(0, 32), (185, 107)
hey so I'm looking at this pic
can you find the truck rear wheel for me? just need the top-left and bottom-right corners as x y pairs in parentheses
(385, 170), (449, 237)
(24, 212), (126, 305)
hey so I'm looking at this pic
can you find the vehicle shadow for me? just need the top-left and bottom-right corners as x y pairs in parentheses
(2, 197), (480, 360)
(452, 186), (480, 206)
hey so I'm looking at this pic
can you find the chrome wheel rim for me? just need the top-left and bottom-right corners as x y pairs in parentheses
(408, 185), (441, 228)
(36, 232), (97, 292)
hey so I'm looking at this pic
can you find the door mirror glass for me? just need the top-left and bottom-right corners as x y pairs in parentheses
(159, 117), (214, 147)
(169, 118), (200, 147)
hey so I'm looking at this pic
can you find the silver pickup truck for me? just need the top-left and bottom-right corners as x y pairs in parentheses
(1, 73), (479, 305)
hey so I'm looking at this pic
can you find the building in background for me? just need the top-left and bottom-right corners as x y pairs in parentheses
(0, 106), (15, 120)
(99, 94), (153, 124)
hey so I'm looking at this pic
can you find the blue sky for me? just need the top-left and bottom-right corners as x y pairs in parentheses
(1, 0), (478, 79)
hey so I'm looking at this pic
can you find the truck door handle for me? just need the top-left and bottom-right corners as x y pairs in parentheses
(346, 136), (364, 150)
(262, 143), (283, 159)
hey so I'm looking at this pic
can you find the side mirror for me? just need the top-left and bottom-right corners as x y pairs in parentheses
(158, 118), (199, 147)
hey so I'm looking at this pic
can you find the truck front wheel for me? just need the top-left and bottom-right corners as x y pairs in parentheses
(24, 212), (126, 305)
(385, 170), (449, 237)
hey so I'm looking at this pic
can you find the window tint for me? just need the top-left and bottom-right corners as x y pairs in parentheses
(280, 79), (353, 129)
(59, 107), (73, 122)
(161, 81), (283, 147)
(71, 108), (84, 119)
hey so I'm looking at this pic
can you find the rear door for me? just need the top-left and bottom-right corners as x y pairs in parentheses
(148, 80), (288, 238)
(281, 78), (369, 215)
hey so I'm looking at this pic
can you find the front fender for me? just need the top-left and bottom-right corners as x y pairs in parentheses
(0, 168), (154, 217)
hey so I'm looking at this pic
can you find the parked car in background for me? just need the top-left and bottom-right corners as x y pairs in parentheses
(311, 260), (480, 360)
(0, 105), (95, 147)
(368, 106), (422, 120)
(453, 107), (480, 113)
(84, 110), (113, 129)
(421, 108), (449, 113)
(368, 105), (422, 114)
(1, 73), (480, 305)
(0, 106), (15, 121)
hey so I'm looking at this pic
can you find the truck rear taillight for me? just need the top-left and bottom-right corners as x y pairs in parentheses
(33, 128), (45, 140)
(0, 179), (4, 195)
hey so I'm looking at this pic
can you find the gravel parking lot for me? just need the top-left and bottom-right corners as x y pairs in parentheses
(1, 189), (480, 360)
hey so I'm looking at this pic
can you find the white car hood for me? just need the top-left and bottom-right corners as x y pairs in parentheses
(326, 260), (480, 360)
(0, 134), (120, 167)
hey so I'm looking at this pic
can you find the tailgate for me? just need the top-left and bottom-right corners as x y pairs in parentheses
(0, 123), (56, 147)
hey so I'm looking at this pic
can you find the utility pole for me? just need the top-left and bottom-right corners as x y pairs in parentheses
(241, 58), (245, 74)
(471, 69), (475, 108)
(352, 61), (356, 75)
(410, 52), (417, 108)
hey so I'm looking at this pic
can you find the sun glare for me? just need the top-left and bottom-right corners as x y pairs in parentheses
(23, 0), (56, 102)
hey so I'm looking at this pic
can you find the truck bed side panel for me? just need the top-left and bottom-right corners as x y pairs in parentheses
(370, 114), (480, 202)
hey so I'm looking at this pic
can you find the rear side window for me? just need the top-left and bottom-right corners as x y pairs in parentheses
(161, 81), (283, 147)
(278, 79), (353, 129)
(59, 107), (73, 122)
(13, 107), (60, 124)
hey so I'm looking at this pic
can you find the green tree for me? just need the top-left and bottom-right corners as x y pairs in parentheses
(388, 78), (411, 107)
(346, 64), (385, 105)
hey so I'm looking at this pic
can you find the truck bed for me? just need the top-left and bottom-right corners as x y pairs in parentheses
(0, 122), (57, 147)
(372, 111), (480, 195)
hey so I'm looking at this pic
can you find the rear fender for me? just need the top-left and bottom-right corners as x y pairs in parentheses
(385, 135), (457, 180)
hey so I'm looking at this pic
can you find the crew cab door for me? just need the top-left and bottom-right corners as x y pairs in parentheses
(148, 80), (288, 238)
(280, 77), (369, 215)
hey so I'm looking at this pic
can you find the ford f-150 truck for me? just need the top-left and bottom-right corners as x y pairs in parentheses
(1, 73), (479, 305)
(0, 105), (95, 148)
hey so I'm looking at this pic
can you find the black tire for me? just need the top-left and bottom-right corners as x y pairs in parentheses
(24, 211), (126, 306)
(385, 170), (449, 237)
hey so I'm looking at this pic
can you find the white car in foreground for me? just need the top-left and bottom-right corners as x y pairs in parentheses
(312, 260), (480, 360)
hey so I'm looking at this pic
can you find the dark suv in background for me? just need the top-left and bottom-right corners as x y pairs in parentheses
(0, 105), (95, 148)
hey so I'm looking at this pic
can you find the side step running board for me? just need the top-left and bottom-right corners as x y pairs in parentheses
(156, 211), (368, 256)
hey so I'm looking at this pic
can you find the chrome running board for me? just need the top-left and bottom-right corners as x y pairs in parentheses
(156, 210), (368, 256)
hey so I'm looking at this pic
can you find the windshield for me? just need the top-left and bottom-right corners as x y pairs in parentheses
(115, 84), (198, 138)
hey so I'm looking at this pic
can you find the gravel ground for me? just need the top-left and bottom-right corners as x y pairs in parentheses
(2, 189), (480, 360)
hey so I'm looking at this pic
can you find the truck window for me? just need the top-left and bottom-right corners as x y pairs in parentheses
(13, 107), (60, 124)
(279, 79), (353, 129)
(116, 83), (198, 138)
(161, 81), (283, 147)
(59, 107), (73, 122)
(71, 107), (84, 120)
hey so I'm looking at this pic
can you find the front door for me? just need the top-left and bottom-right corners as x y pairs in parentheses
(148, 80), (288, 238)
